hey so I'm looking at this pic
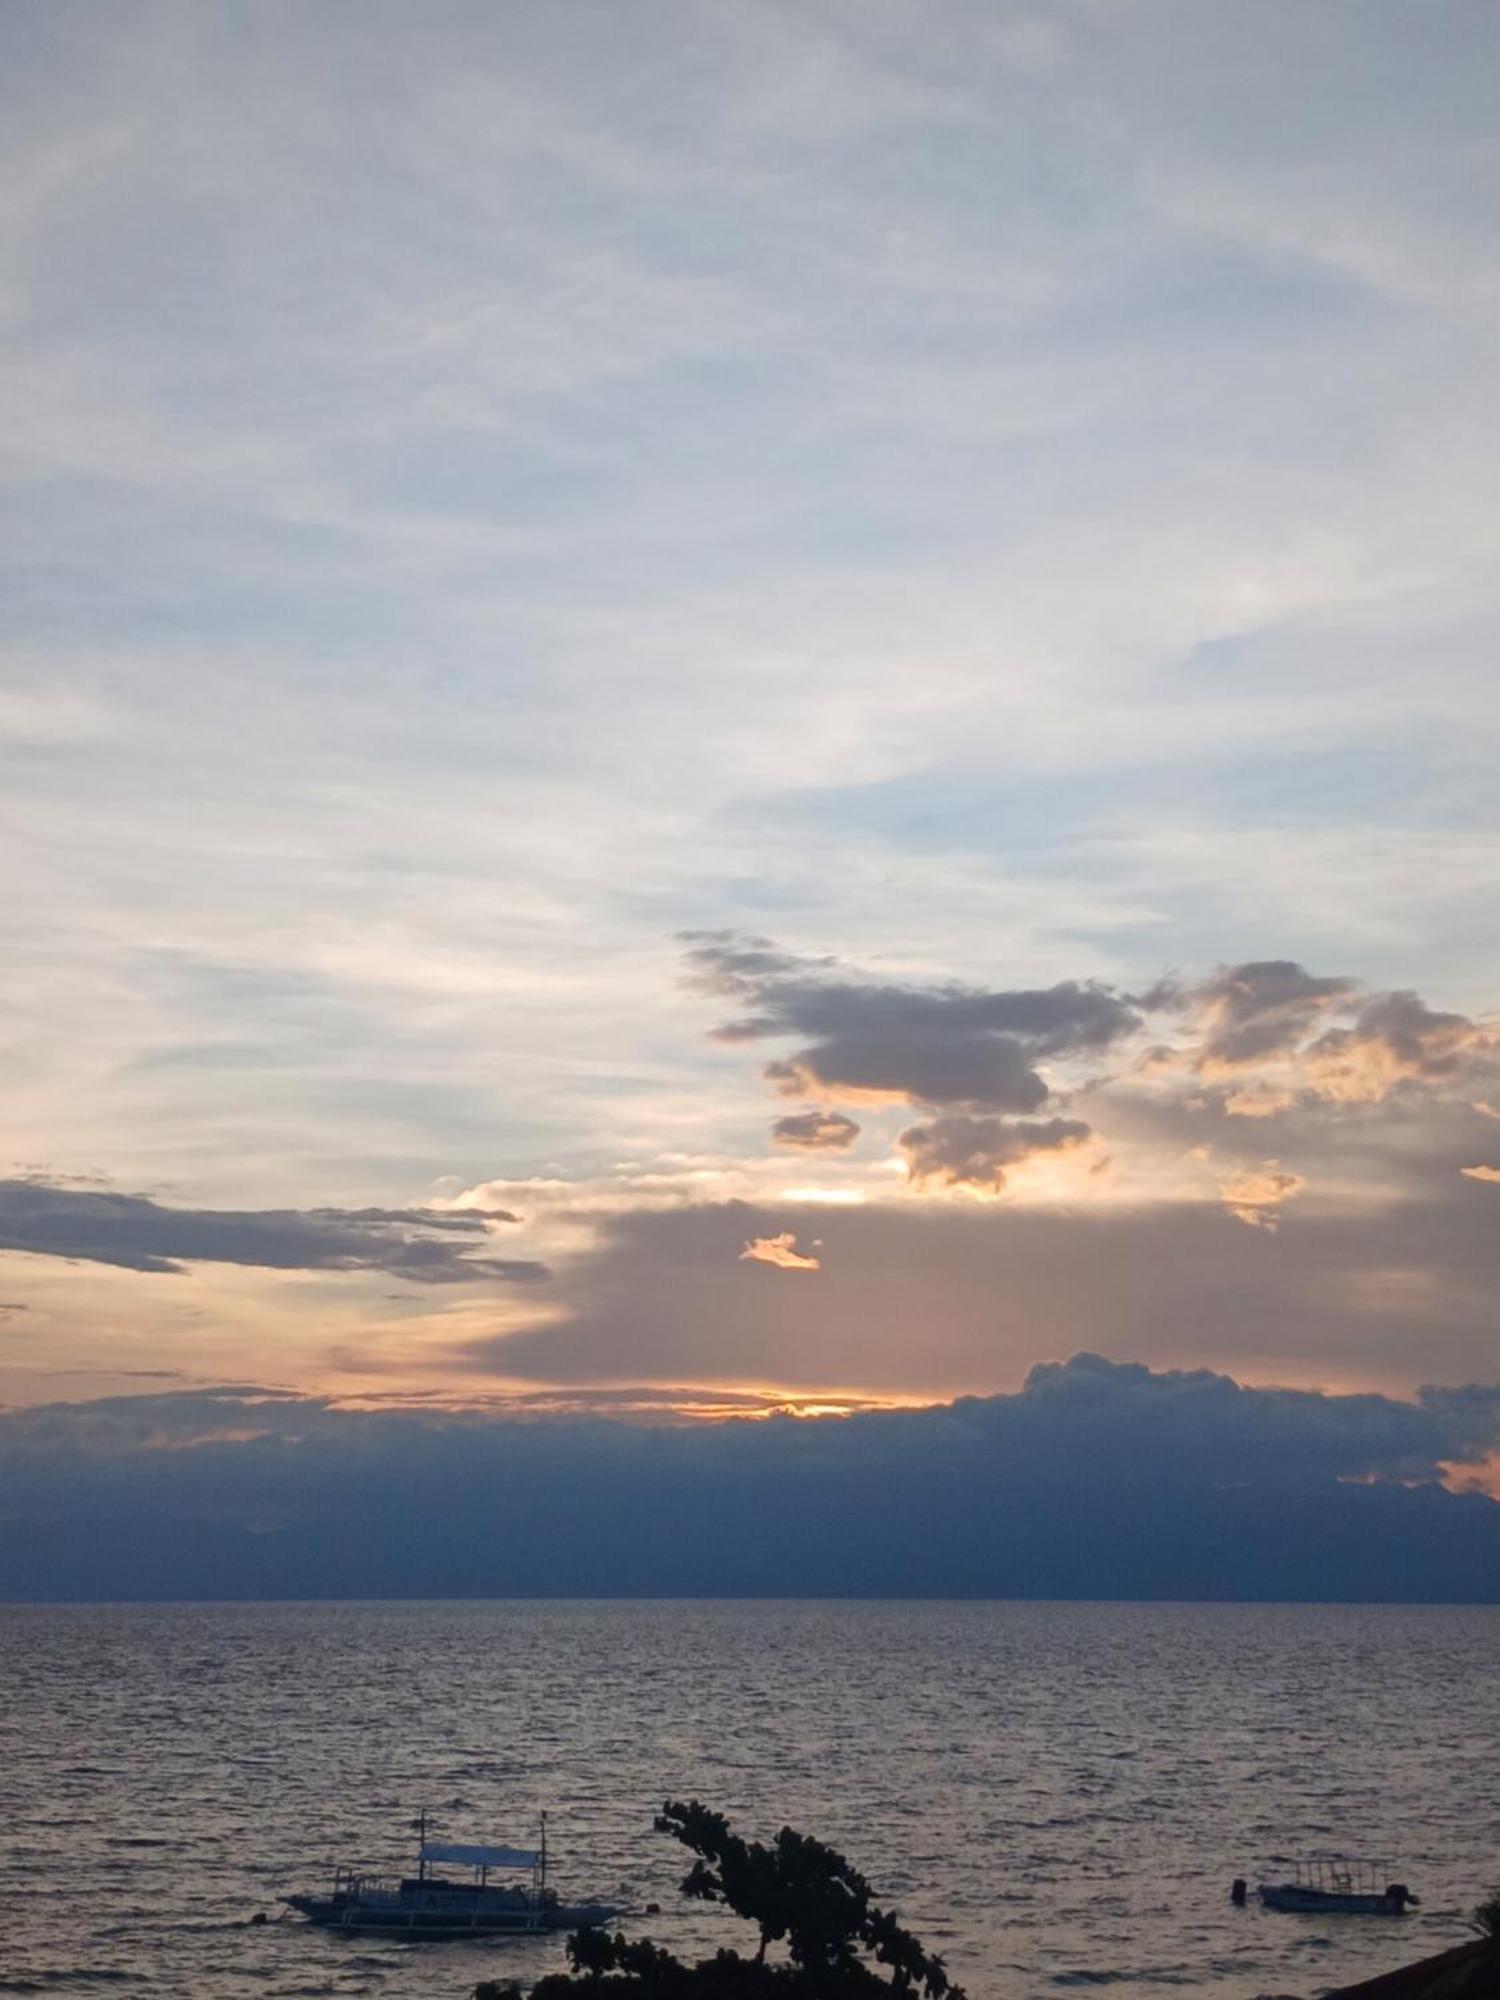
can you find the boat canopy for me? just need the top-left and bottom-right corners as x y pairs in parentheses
(421, 1841), (540, 1871)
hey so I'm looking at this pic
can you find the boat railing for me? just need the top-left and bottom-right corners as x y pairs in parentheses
(335, 1868), (547, 1909)
(335, 1872), (406, 1904)
(1295, 1854), (1393, 1895)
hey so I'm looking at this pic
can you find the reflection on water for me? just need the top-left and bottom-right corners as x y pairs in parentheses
(3, 1600), (1498, 1999)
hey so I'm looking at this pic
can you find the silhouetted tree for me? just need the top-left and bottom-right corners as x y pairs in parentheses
(475, 1801), (965, 2000)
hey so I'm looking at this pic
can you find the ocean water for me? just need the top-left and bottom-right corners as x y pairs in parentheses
(3, 1601), (1498, 2000)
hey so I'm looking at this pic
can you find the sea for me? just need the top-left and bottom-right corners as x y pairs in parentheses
(3, 1601), (1497, 2000)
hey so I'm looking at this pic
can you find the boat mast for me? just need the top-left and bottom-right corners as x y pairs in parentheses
(540, 1812), (548, 1897)
(417, 1807), (428, 1883)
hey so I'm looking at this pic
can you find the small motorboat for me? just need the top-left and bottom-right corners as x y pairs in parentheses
(284, 1812), (619, 1937)
(1258, 1852), (1419, 1917)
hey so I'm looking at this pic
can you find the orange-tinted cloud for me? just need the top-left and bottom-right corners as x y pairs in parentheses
(1304, 991), (1489, 1103)
(1221, 1160), (1304, 1230)
(1190, 960), (1356, 1072)
(1223, 1083), (1295, 1117)
(739, 1231), (821, 1271)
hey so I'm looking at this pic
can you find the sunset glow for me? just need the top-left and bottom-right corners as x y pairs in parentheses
(2, 0), (1499, 1612)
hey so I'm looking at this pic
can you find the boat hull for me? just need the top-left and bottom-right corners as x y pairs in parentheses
(284, 1893), (618, 1935)
(1258, 1884), (1409, 1916)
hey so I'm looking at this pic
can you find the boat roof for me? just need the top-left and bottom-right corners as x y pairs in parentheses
(421, 1841), (540, 1870)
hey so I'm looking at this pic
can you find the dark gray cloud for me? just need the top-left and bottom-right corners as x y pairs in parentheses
(898, 1114), (1091, 1190)
(0, 1178), (546, 1283)
(1, 1356), (1496, 1600)
(1190, 959), (1358, 1068)
(682, 932), (1138, 1111)
(770, 1109), (861, 1151)
(763, 1033), (1052, 1110)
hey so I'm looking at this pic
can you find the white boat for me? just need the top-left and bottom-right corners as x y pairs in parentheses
(1257, 1852), (1418, 1917)
(284, 1813), (619, 1936)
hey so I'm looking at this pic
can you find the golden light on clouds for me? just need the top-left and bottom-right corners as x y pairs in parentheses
(780, 1186), (867, 1204)
(739, 1231), (821, 1271)
(1223, 1083), (1296, 1118)
(1220, 1160), (1305, 1231)
(1442, 1453), (1500, 1501)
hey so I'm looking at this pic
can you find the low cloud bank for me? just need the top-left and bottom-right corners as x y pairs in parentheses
(465, 1192), (1500, 1393)
(2, 1355), (1496, 1602)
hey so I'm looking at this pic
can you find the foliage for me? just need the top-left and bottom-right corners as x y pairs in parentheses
(1472, 1888), (1500, 1938)
(482, 1801), (965, 2000)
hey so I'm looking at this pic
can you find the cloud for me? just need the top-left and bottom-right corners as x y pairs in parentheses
(1305, 990), (1492, 1103)
(6, 1), (1500, 1431)
(679, 941), (1500, 1239)
(458, 1182), (1500, 1396)
(1220, 1160), (1305, 1230)
(1460, 1165), (1500, 1184)
(740, 1231), (821, 1271)
(2, 1357), (1497, 1600)
(1168, 965), (1495, 1114)
(684, 932), (1139, 1111)
(0, 1178), (545, 1283)
(7, 1355), (1496, 1496)
(1221, 1084), (1295, 1118)
(770, 1109), (861, 1151)
(898, 1114), (1091, 1191)
(1188, 960), (1358, 1071)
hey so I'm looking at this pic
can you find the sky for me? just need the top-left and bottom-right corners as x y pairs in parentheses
(3, 2), (1500, 1563)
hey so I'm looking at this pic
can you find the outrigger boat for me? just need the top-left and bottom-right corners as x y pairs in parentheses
(1258, 1853), (1419, 1917)
(284, 1813), (619, 1936)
